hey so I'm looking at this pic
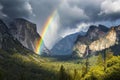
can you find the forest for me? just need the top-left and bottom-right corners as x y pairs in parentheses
(0, 49), (120, 80)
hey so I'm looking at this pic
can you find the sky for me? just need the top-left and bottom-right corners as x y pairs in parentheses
(0, 0), (120, 49)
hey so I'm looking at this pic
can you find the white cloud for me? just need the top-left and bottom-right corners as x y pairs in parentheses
(99, 0), (120, 15)
(60, 23), (91, 37)
(0, 4), (7, 18)
(24, 1), (34, 16)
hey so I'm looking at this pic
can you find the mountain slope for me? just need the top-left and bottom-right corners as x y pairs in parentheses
(51, 32), (85, 55)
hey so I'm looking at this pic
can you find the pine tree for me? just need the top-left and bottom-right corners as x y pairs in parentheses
(97, 53), (104, 66)
(85, 46), (90, 73)
(103, 49), (113, 71)
(59, 65), (67, 80)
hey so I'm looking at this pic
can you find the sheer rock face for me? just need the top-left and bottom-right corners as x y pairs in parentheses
(0, 19), (23, 51)
(89, 27), (117, 52)
(73, 42), (87, 57)
(73, 25), (119, 57)
(9, 18), (49, 54)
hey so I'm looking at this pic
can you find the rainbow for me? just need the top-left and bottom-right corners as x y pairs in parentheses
(35, 10), (57, 54)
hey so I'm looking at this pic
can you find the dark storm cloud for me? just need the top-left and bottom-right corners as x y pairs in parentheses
(0, 0), (120, 29)
(57, 0), (102, 28)
(58, 0), (120, 28)
(0, 0), (33, 20)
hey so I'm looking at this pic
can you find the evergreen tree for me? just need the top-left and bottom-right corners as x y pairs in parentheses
(85, 57), (89, 73)
(106, 49), (113, 60)
(85, 46), (90, 73)
(103, 49), (113, 71)
(97, 53), (104, 66)
(73, 69), (77, 80)
(59, 65), (67, 80)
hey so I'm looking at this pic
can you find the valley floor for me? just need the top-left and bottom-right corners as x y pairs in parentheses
(0, 49), (120, 80)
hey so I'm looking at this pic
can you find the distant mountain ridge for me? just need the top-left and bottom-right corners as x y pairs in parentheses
(51, 31), (86, 55)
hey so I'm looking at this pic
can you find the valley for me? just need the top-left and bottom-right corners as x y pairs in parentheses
(0, 48), (120, 80)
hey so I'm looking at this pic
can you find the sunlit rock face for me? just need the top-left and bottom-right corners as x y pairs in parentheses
(73, 25), (119, 57)
(89, 27), (117, 51)
(73, 42), (87, 57)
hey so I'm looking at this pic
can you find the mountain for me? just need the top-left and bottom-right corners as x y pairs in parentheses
(9, 18), (49, 55)
(51, 32), (86, 55)
(73, 25), (120, 57)
(0, 19), (26, 52)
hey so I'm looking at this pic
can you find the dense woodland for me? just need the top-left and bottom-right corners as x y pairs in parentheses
(0, 48), (120, 80)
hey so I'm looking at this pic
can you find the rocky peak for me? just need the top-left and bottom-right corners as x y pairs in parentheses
(9, 18), (39, 39)
(85, 25), (108, 41)
(10, 18), (37, 34)
(86, 25), (97, 34)
(98, 24), (109, 32)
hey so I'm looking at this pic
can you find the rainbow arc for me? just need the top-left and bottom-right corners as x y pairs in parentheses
(35, 0), (66, 54)
(35, 10), (57, 54)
